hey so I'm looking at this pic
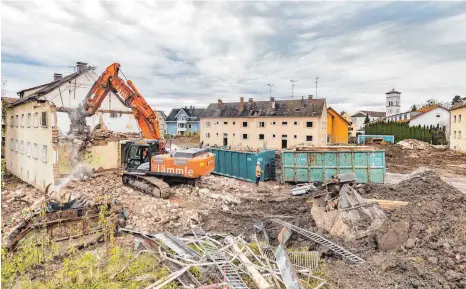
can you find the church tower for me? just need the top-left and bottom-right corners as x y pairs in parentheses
(386, 88), (401, 117)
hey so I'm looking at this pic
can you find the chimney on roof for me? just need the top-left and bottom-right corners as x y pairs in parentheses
(218, 99), (223, 106)
(270, 97), (276, 109)
(53, 73), (63, 81)
(248, 98), (253, 103)
(76, 62), (88, 73)
(240, 97), (244, 110)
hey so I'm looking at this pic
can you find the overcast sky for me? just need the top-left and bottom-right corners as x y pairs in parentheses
(2, 1), (466, 115)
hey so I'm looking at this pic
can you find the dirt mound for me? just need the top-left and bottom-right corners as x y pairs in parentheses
(328, 168), (466, 288)
(397, 139), (444, 150)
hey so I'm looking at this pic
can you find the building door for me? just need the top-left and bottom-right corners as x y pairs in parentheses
(223, 133), (228, 146)
(282, 135), (288, 149)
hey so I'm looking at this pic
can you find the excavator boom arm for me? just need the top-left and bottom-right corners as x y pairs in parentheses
(80, 63), (161, 140)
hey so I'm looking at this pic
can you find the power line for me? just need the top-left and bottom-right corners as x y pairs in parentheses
(290, 79), (298, 99)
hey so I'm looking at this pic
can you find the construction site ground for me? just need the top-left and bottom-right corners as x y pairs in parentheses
(1, 138), (465, 288)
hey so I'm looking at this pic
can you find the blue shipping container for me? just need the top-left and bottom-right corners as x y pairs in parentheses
(282, 146), (385, 184)
(209, 148), (276, 182)
(357, 135), (395, 144)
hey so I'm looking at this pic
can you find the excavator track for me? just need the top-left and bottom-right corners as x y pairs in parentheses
(122, 174), (171, 199)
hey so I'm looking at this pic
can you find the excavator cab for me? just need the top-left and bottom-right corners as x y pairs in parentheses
(124, 140), (163, 171)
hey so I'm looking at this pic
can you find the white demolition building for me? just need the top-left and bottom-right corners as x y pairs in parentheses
(5, 62), (165, 191)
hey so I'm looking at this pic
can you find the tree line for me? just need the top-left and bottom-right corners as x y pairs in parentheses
(365, 121), (447, 145)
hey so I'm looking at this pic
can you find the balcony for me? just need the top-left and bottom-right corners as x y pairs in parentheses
(177, 119), (187, 124)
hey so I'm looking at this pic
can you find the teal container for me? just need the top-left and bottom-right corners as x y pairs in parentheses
(282, 147), (385, 184)
(357, 135), (395, 144)
(209, 148), (276, 182)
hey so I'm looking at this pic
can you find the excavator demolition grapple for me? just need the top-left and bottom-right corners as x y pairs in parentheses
(69, 63), (215, 198)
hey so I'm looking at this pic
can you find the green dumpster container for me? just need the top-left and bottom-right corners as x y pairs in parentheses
(209, 148), (276, 182)
(282, 146), (385, 184)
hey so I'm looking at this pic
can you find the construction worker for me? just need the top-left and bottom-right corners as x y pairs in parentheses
(255, 161), (263, 186)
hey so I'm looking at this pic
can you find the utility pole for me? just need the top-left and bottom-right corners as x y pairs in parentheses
(290, 79), (298, 99)
(315, 77), (319, 99)
(266, 84), (274, 99)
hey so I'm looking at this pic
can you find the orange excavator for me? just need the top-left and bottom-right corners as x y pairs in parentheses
(70, 63), (214, 198)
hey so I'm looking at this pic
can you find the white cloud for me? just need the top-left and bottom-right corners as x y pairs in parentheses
(1, 1), (466, 115)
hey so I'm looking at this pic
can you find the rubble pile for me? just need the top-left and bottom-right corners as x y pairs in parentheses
(397, 138), (446, 150)
(90, 129), (140, 145)
(380, 142), (466, 174)
(328, 168), (466, 288)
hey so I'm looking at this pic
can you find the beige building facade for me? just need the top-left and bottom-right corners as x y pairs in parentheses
(5, 101), (58, 191)
(450, 100), (466, 153)
(200, 97), (327, 149)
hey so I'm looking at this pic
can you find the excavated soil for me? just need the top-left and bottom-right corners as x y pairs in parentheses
(325, 168), (466, 289)
(380, 142), (466, 175)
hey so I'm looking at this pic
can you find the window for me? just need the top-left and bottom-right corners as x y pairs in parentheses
(454, 131), (457, 139)
(459, 131), (462, 140)
(110, 111), (120, 118)
(271, 121), (276, 126)
(272, 134), (276, 138)
(27, 142), (31, 157)
(233, 122), (236, 125)
(34, 113), (39, 128)
(10, 116), (13, 127)
(233, 133), (235, 136)
(188, 124), (191, 129)
(15, 140), (18, 152)
(10, 138), (13, 151)
(42, 145), (47, 163)
(216, 133), (219, 136)
(460, 115), (462, 122)
(205, 122), (211, 128)
(242, 134), (248, 140)
(41, 112), (48, 127)
(294, 135), (297, 139)
(15, 115), (19, 127)
(436, 113), (440, 118)
(20, 114), (24, 127)
(242, 122), (248, 127)
(216, 122), (219, 125)
(259, 134), (264, 140)
(282, 121), (288, 126)
(27, 113), (31, 127)
(224, 122), (228, 125)
(34, 143), (39, 159)
(20, 141), (24, 154)
(259, 121), (265, 127)
(306, 135), (313, 141)
(294, 121), (298, 126)
(306, 121), (313, 128)
(282, 135), (287, 139)
(205, 133), (210, 138)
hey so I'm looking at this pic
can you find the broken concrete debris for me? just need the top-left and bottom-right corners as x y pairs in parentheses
(309, 173), (386, 241)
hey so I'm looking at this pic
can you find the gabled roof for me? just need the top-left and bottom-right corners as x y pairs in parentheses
(166, 107), (205, 121)
(351, 111), (386, 118)
(1, 97), (19, 104)
(328, 107), (350, 124)
(201, 98), (326, 118)
(409, 105), (449, 122)
(10, 66), (93, 108)
(385, 88), (401, 94)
